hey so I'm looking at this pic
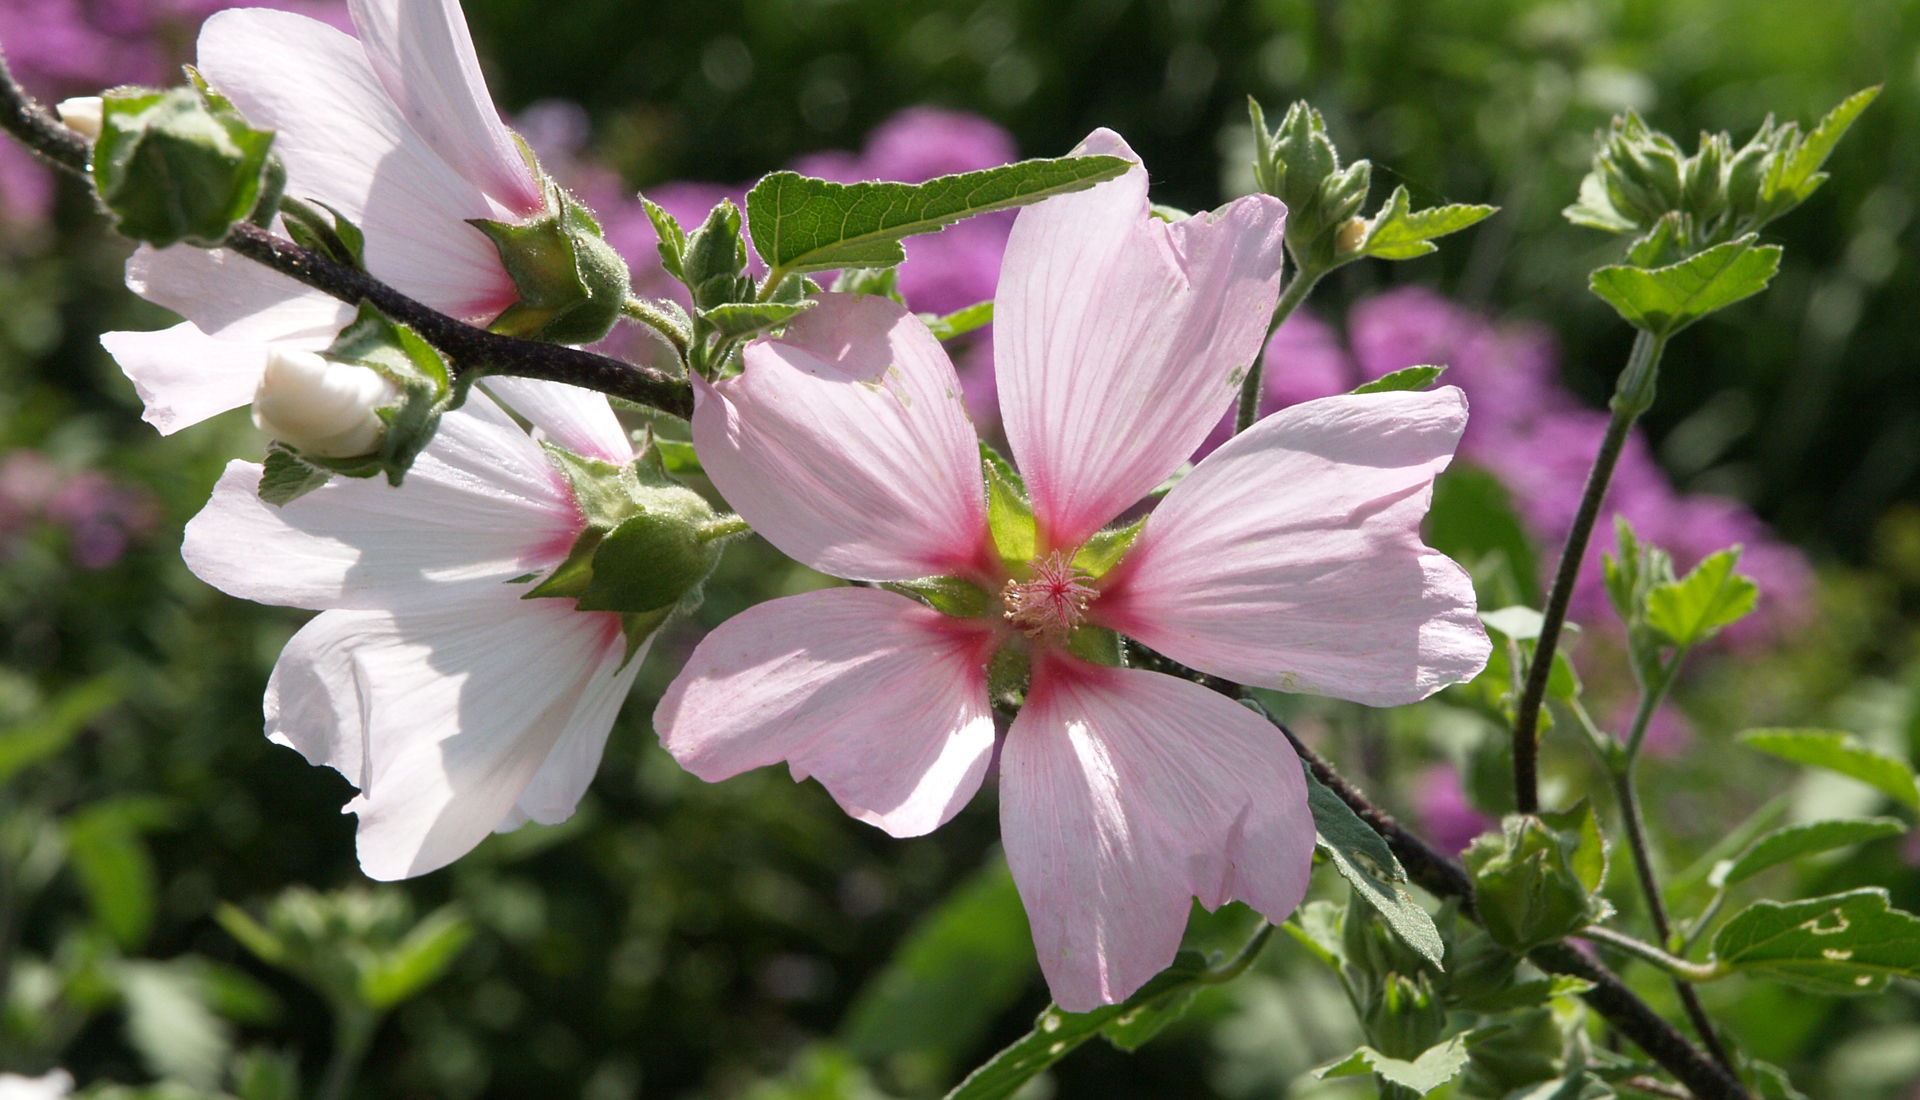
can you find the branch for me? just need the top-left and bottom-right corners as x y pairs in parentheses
(0, 50), (694, 420)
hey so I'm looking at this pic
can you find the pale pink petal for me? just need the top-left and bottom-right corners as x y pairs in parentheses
(694, 294), (992, 582)
(264, 591), (633, 880)
(655, 586), (999, 838)
(482, 377), (634, 464)
(101, 322), (270, 434)
(183, 395), (579, 611)
(127, 245), (351, 347)
(197, 9), (518, 319)
(1096, 388), (1491, 706)
(510, 630), (653, 825)
(995, 129), (1286, 550)
(1000, 656), (1315, 1011)
(346, 0), (544, 216)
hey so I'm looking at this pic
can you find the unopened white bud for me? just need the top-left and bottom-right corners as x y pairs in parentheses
(252, 348), (397, 458)
(55, 97), (103, 142)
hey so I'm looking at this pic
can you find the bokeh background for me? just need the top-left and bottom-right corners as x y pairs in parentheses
(3, 0), (1920, 1097)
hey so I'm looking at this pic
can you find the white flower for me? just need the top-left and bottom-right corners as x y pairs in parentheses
(251, 347), (397, 457)
(183, 378), (647, 879)
(101, 0), (544, 435)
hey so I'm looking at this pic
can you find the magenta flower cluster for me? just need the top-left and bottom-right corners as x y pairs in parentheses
(0, 450), (156, 568)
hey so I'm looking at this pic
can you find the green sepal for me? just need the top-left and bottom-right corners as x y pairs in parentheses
(986, 646), (1030, 708)
(278, 196), (366, 269)
(640, 197), (688, 282)
(474, 178), (632, 346)
(1073, 515), (1145, 579)
(885, 576), (992, 619)
(923, 300), (993, 342)
(680, 200), (753, 310)
(257, 443), (335, 506)
(1064, 625), (1122, 667)
(981, 441), (1035, 566)
(93, 84), (277, 248)
(1463, 806), (1609, 953)
(1352, 365), (1447, 395)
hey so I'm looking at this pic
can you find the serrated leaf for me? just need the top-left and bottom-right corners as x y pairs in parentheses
(1712, 888), (1920, 994)
(1360, 186), (1496, 260)
(257, 443), (332, 506)
(1316, 1035), (1471, 1094)
(1739, 729), (1919, 810)
(1721, 818), (1907, 886)
(359, 906), (471, 1010)
(1645, 547), (1757, 647)
(1304, 764), (1445, 968)
(923, 300), (994, 342)
(641, 197), (687, 281)
(941, 951), (1211, 1100)
(1772, 87), (1880, 203)
(702, 299), (815, 340)
(1588, 235), (1782, 337)
(841, 858), (1035, 1090)
(748, 155), (1130, 277)
(1563, 172), (1641, 234)
(0, 675), (119, 784)
(1352, 364), (1447, 394)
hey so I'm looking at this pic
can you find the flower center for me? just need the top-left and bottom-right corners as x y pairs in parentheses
(1001, 549), (1097, 644)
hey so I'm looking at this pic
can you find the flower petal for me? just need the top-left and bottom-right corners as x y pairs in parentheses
(346, 0), (545, 216)
(995, 129), (1286, 550)
(126, 245), (351, 346)
(183, 395), (578, 611)
(100, 322), (269, 435)
(655, 586), (998, 838)
(265, 592), (633, 880)
(482, 376), (634, 464)
(694, 293), (992, 582)
(1096, 388), (1491, 706)
(197, 8), (518, 319)
(1000, 657), (1315, 1011)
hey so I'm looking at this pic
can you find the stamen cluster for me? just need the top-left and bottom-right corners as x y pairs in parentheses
(1001, 549), (1096, 643)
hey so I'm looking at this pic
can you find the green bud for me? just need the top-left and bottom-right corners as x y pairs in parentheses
(1463, 805), (1608, 952)
(1683, 131), (1731, 225)
(93, 85), (277, 248)
(682, 200), (754, 311)
(473, 178), (631, 346)
(1463, 1006), (1565, 1095)
(1724, 124), (1775, 215)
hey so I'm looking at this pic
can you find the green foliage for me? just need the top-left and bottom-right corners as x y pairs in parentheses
(745, 155), (1130, 280)
(277, 196), (366, 270)
(1588, 235), (1782, 337)
(1463, 806), (1608, 952)
(979, 442), (1034, 566)
(1719, 818), (1908, 887)
(1351, 364), (1447, 394)
(0, 675), (119, 784)
(1316, 1035), (1471, 1095)
(92, 85), (277, 248)
(215, 886), (472, 1018)
(1739, 729), (1920, 810)
(65, 796), (172, 950)
(1711, 888), (1920, 994)
(881, 576), (993, 620)
(1355, 187), (1496, 262)
(922, 301), (993, 342)
(1071, 515), (1145, 580)
(1304, 767), (1445, 968)
(703, 300), (815, 340)
(1644, 547), (1760, 647)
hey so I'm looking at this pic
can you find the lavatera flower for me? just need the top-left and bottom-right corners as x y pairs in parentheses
(185, 378), (717, 879)
(656, 131), (1492, 1011)
(101, 0), (626, 437)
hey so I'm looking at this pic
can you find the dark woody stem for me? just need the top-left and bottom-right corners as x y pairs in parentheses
(0, 53), (695, 420)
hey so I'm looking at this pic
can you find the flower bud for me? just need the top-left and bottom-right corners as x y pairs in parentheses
(1462, 806), (1608, 953)
(92, 85), (277, 248)
(252, 348), (397, 458)
(56, 97), (103, 142)
(473, 179), (631, 346)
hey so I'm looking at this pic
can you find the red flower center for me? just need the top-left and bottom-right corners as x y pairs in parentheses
(1001, 549), (1096, 644)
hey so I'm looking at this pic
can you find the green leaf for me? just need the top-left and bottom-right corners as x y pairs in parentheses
(66, 796), (171, 949)
(841, 858), (1036, 1092)
(119, 960), (232, 1090)
(703, 299), (815, 340)
(1644, 548), (1757, 647)
(277, 196), (365, 268)
(1304, 764), (1445, 968)
(923, 300), (993, 342)
(0, 675), (119, 784)
(1316, 1035), (1471, 1095)
(1712, 888), (1920, 994)
(1770, 87), (1880, 204)
(748, 155), (1131, 277)
(359, 906), (472, 1010)
(1720, 818), (1907, 886)
(1359, 185), (1496, 261)
(1480, 606), (1546, 641)
(1588, 235), (1782, 337)
(256, 443), (332, 506)
(641, 197), (687, 281)
(981, 442), (1034, 565)
(655, 438), (703, 476)
(215, 904), (287, 966)
(1739, 729), (1920, 810)
(941, 952), (1212, 1100)
(1352, 364), (1447, 394)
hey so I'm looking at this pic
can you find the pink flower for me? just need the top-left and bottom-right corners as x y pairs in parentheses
(654, 132), (1489, 1010)
(102, 0), (545, 435)
(181, 378), (645, 879)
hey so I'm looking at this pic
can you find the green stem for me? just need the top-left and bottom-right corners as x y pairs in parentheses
(1200, 922), (1275, 986)
(316, 1008), (378, 1100)
(1579, 927), (1726, 984)
(698, 515), (753, 543)
(1511, 329), (1667, 813)
(1233, 265), (1322, 435)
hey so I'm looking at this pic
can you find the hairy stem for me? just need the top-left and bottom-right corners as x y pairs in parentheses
(1512, 329), (1665, 812)
(1579, 926), (1725, 984)
(1232, 264), (1321, 435)
(0, 53), (89, 175)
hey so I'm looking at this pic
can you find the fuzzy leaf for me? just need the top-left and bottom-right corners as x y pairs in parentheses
(1304, 765), (1445, 968)
(1359, 186), (1496, 260)
(702, 300), (814, 340)
(1589, 235), (1782, 337)
(1645, 547), (1758, 647)
(1771, 87), (1880, 203)
(748, 156), (1130, 276)
(1352, 364), (1447, 394)
(1713, 888), (1920, 994)
(257, 443), (333, 506)
(1721, 818), (1907, 886)
(1739, 729), (1920, 810)
(1316, 1035), (1471, 1094)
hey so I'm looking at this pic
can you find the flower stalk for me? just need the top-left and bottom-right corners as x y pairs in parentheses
(1232, 262), (1322, 434)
